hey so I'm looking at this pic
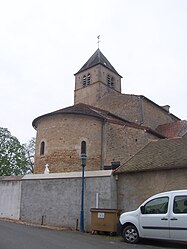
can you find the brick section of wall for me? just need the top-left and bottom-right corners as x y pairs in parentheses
(34, 114), (103, 174)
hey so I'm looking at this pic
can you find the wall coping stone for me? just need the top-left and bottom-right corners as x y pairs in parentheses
(22, 170), (113, 180)
(0, 176), (23, 181)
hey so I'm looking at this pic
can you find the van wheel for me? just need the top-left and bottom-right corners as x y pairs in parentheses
(122, 225), (139, 244)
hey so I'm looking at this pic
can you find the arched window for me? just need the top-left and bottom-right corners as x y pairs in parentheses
(81, 141), (86, 154)
(40, 141), (45, 156)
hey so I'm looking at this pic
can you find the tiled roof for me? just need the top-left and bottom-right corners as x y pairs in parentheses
(32, 103), (132, 129)
(74, 48), (122, 77)
(156, 120), (187, 138)
(32, 103), (166, 139)
(114, 138), (187, 174)
(32, 103), (105, 128)
(52, 103), (104, 118)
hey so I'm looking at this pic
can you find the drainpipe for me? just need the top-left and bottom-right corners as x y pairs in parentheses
(115, 174), (119, 209)
(100, 119), (105, 170)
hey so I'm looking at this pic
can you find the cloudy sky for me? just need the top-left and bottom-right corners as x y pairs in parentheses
(0, 0), (187, 144)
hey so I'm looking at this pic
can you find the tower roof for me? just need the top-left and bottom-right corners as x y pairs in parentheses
(74, 48), (122, 77)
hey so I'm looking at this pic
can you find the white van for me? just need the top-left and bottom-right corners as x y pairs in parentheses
(119, 190), (187, 243)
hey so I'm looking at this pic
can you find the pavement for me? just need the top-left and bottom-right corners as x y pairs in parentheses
(0, 218), (187, 249)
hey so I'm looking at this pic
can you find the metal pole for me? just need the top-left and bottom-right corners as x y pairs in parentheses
(80, 157), (85, 232)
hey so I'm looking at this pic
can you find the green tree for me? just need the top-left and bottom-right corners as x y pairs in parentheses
(0, 127), (28, 176)
(23, 137), (35, 174)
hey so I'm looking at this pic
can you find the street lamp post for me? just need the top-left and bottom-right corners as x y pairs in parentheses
(80, 141), (87, 232)
(80, 153), (86, 232)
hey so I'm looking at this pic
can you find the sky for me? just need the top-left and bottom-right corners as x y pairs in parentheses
(0, 0), (187, 144)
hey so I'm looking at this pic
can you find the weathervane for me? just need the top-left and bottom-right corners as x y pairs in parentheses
(97, 35), (100, 48)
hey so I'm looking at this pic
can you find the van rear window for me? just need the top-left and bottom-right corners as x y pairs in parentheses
(173, 196), (187, 214)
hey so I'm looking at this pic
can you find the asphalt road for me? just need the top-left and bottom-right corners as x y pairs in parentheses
(0, 220), (186, 249)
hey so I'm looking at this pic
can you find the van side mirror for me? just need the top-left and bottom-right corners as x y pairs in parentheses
(140, 206), (145, 214)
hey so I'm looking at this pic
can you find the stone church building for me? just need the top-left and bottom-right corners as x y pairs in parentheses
(0, 48), (187, 231)
(32, 48), (187, 175)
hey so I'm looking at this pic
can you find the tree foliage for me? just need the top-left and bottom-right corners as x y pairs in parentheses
(0, 127), (32, 176)
(23, 137), (35, 174)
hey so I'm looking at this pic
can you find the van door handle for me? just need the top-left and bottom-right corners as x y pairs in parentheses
(161, 217), (168, 220)
(170, 217), (178, 221)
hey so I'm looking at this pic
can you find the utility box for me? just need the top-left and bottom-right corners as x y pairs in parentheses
(90, 208), (121, 234)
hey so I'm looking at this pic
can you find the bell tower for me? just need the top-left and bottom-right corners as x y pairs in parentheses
(74, 48), (122, 106)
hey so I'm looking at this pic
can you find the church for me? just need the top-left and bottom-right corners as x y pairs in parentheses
(32, 48), (187, 176)
(1, 48), (187, 232)
(1, 48), (187, 231)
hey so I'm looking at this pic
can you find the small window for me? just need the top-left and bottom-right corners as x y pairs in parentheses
(144, 197), (169, 214)
(87, 74), (91, 85)
(173, 196), (187, 214)
(40, 141), (45, 156)
(82, 74), (91, 87)
(83, 75), (86, 87)
(111, 77), (114, 88)
(107, 74), (114, 88)
(107, 74), (111, 85)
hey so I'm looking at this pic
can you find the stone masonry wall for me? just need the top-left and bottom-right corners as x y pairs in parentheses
(74, 82), (119, 106)
(103, 123), (157, 166)
(34, 114), (103, 174)
(96, 93), (178, 130)
(34, 111), (157, 174)
(96, 93), (142, 123)
(74, 63), (121, 106)
(142, 97), (178, 129)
